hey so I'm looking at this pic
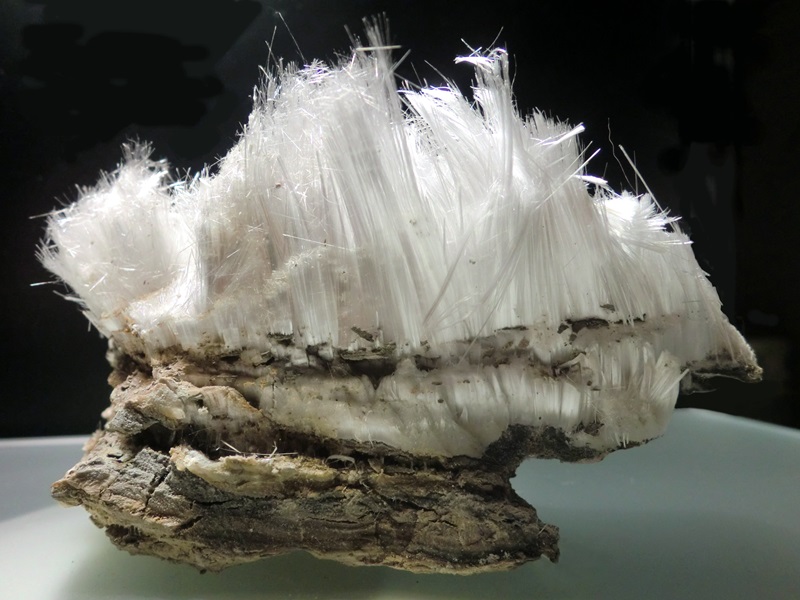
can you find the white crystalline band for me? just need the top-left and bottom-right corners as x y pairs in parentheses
(175, 335), (683, 458)
(40, 44), (753, 374)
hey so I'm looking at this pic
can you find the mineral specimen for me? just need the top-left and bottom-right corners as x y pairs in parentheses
(43, 27), (760, 573)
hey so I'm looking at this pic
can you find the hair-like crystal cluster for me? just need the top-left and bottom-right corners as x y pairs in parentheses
(41, 32), (759, 457)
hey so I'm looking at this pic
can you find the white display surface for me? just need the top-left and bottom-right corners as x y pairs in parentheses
(1, 409), (798, 599)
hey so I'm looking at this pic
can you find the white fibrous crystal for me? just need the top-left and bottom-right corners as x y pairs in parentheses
(43, 28), (760, 573)
(41, 40), (759, 459)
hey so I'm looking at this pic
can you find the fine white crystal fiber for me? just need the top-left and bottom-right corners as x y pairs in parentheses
(40, 29), (759, 457)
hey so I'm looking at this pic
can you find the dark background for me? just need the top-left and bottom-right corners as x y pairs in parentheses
(1, 0), (798, 437)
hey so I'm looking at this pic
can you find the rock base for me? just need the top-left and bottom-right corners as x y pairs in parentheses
(53, 427), (559, 573)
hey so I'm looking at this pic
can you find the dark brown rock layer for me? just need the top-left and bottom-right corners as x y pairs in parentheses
(53, 427), (559, 573)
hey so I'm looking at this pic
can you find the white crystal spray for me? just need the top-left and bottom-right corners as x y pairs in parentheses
(43, 26), (760, 572)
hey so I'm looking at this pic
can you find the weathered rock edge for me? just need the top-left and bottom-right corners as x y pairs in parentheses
(52, 363), (567, 573)
(52, 427), (559, 573)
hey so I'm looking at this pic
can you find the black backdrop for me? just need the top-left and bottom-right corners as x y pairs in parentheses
(2, 0), (798, 437)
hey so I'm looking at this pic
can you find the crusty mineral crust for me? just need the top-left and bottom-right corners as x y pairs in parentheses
(51, 362), (563, 573)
